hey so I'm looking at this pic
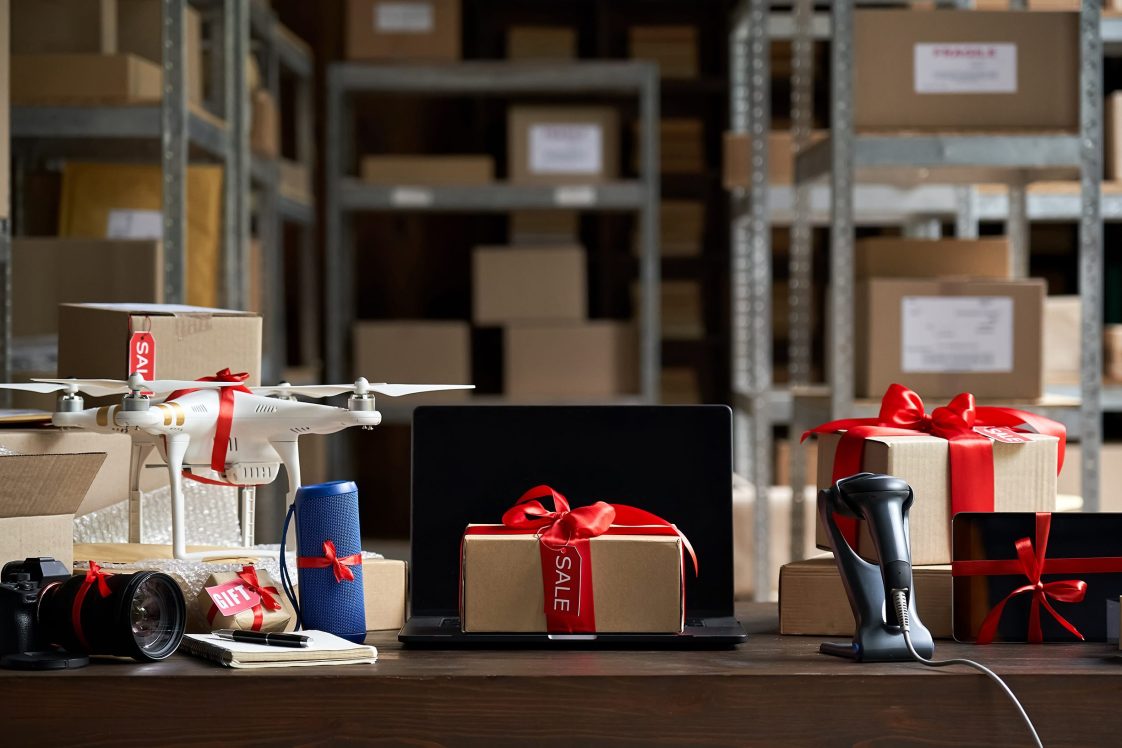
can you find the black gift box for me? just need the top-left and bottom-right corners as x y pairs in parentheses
(952, 512), (1122, 643)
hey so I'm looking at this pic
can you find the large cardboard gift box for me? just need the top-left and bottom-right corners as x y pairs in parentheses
(508, 106), (620, 185)
(472, 245), (586, 325)
(856, 278), (1045, 400)
(345, 0), (460, 62)
(853, 10), (1078, 131)
(814, 429), (1059, 566)
(58, 303), (263, 385)
(461, 528), (683, 633)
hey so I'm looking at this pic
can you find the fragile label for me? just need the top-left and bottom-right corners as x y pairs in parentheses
(901, 296), (1014, 373)
(914, 43), (1016, 94)
(205, 580), (261, 616)
(529, 124), (603, 175)
(128, 331), (156, 381)
(374, 2), (434, 33)
(106, 209), (162, 239)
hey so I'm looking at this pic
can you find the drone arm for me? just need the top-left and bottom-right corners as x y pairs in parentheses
(165, 433), (191, 560)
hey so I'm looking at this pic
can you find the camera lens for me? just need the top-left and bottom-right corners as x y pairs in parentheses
(40, 570), (186, 662)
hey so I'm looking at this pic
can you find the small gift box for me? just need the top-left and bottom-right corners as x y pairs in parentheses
(460, 485), (695, 634)
(198, 565), (293, 633)
(952, 512), (1122, 643)
(807, 384), (1065, 565)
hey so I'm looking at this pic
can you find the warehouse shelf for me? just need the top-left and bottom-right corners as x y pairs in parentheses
(337, 180), (647, 212)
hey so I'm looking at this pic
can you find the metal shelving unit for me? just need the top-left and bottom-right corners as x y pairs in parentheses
(324, 61), (662, 406)
(8, 0), (250, 312)
(248, 0), (316, 385)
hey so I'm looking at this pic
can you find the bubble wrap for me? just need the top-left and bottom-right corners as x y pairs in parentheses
(75, 550), (384, 633)
(74, 480), (243, 546)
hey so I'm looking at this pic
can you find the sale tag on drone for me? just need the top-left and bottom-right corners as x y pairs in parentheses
(973, 425), (1033, 444)
(205, 580), (261, 616)
(128, 331), (156, 381)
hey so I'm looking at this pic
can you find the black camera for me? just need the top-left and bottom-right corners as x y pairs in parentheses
(0, 557), (187, 670)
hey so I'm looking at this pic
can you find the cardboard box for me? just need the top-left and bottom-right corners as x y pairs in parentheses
(856, 278), (1045, 400)
(723, 131), (828, 188)
(473, 245), (586, 324)
(855, 237), (1011, 280)
(1058, 443), (1122, 512)
(58, 162), (224, 308)
(732, 481), (817, 600)
(652, 118), (705, 174)
(505, 322), (637, 399)
(0, 452), (107, 570)
(507, 26), (576, 61)
(637, 280), (703, 340)
(461, 530), (683, 633)
(814, 430), (1059, 565)
(197, 567), (294, 633)
(11, 53), (161, 104)
(1044, 295), (1081, 386)
(345, 0), (460, 62)
(1108, 92), (1122, 182)
(250, 89), (280, 159)
(778, 557), (952, 638)
(628, 25), (697, 79)
(357, 558), (408, 630)
(0, 430), (132, 516)
(509, 210), (579, 244)
(279, 160), (313, 205)
(116, 0), (204, 105)
(1107, 325), (1122, 382)
(654, 200), (704, 258)
(11, 0), (116, 55)
(774, 438), (818, 490)
(854, 10), (1078, 132)
(359, 155), (494, 185)
(508, 106), (620, 185)
(352, 320), (471, 402)
(58, 303), (263, 385)
(13, 238), (163, 337)
(661, 366), (700, 405)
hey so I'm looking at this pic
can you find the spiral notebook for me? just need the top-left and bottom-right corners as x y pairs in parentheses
(180, 630), (378, 669)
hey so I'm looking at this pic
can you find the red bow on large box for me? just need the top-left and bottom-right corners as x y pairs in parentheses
(802, 383), (1066, 545)
(465, 485), (697, 633)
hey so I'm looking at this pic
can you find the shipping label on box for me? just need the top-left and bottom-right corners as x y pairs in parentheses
(901, 296), (1014, 373)
(375, 1), (435, 32)
(509, 106), (620, 185)
(913, 43), (1017, 94)
(346, 0), (460, 61)
(529, 124), (603, 175)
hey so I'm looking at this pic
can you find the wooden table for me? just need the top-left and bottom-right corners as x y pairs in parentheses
(3, 603), (1117, 746)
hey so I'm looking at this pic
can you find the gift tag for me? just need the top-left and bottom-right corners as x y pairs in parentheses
(542, 544), (584, 621)
(205, 580), (262, 616)
(128, 331), (155, 381)
(974, 425), (1032, 444)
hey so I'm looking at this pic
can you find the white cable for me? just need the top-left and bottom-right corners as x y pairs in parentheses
(891, 589), (1043, 748)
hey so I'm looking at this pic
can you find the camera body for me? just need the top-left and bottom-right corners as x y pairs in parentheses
(0, 557), (72, 657)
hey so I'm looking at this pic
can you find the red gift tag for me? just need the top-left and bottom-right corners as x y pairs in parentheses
(205, 580), (262, 616)
(128, 331), (155, 381)
(974, 425), (1033, 444)
(542, 544), (583, 622)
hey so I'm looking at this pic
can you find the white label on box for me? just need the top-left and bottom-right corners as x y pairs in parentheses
(529, 124), (603, 175)
(106, 209), (162, 239)
(554, 185), (596, 206)
(390, 187), (434, 207)
(901, 296), (1014, 373)
(914, 43), (1017, 94)
(374, 2), (434, 33)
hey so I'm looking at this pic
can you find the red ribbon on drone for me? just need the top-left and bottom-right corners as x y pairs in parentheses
(297, 540), (362, 583)
(166, 369), (254, 487)
(72, 561), (112, 651)
(802, 384), (1066, 547)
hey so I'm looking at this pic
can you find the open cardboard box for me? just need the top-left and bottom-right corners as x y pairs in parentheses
(0, 452), (107, 570)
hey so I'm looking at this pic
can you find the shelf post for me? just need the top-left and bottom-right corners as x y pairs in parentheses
(829, 0), (856, 420)
(161, 0), (188, 305)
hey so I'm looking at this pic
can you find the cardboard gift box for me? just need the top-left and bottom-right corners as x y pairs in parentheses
(508, 106), (620, 185)
(952, 512), (1122, 643)
(853, 10), (1078, 132)
(198, 566), (294, 633)
(58, 303), (262, 385)
(460, 488), (689, 633)
(779, 557), (952, 639)
(811, 385), (1063, 566)
(504, 321), (637, 399)
(856, 278), (1045, 400)
(472, 246), (586, 325)
(345, 0), (460, 62)
(352, 320), (471, 403)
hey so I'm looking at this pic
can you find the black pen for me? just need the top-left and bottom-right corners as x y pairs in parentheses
(212, 629), (310, 648)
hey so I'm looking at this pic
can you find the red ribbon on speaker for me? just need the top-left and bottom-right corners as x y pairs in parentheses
(165, 368), (255, 488)
(297, 540), (362, 583)
(802, 384), (1066, 547)
(72, 561), (112, 651)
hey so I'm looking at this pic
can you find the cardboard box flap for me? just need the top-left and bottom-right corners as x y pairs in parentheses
(0, 452), (108, 518)
(61, 302), (257, 317)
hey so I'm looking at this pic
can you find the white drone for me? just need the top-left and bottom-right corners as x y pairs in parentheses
(0, 373), (472, 560)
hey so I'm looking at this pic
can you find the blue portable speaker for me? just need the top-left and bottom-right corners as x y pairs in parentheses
(279, 480), (366, 644)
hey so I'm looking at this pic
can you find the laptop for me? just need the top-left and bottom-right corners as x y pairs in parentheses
(399, 405), (747, 647)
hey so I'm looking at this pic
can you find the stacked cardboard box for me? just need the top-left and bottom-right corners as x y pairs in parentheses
(652, 118), (705, 174)
(508, 106), (620, 185)
(352, 320), (472, 403)
(507, 26), (576, 61)
(1044, 296), (1081, 387)
(345, 0), (460, 62)
(633, 280), (703, 341)
(251, 89), (280, 159)
(360, 155), (495, 185)
(1106, 326), (1122, 383)
(627, 26), (698, 79)
(660, 366), (700, 405)
(509, 211), (579, 245)
(473, 246), (586, 324)
(646, 201), (704, 258)
(1107, 92), (1122, 182)
(722, 131), (828, 187)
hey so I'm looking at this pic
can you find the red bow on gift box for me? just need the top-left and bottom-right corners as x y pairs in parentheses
(207, 565), (285, 632)
(73, 561), (112, 650)
(297, 540), (362, 583)
(803, 384), (1066, 545)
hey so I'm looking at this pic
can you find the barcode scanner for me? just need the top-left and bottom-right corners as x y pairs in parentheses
(818, 472), (934, 662)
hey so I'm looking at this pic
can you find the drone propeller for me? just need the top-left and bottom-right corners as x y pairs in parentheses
(252, 378), (474, 399)
(28, 376), (243, 398)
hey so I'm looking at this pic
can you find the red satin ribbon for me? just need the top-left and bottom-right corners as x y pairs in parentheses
(72, 561), (112, 651)
(470, 485), (697, 633)
(297, 540), (362, 583)
(166, 369), (254, 487)
(206, 566), (283, 631)
(949, 513), (1122, 643)
(802, 383), (1066, 546)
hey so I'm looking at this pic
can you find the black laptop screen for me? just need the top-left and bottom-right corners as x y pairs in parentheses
(410, 405), (734, 618)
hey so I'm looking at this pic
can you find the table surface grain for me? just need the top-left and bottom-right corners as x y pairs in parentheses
(4, 603), (1119, 747)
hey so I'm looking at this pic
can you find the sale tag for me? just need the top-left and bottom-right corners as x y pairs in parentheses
(205, 580), (261, 616)
(974, 426), (1033, 444)
(128, 331), (156, 381)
